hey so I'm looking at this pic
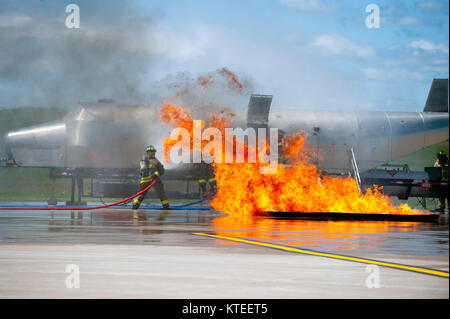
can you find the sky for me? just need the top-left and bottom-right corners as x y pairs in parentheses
(0, 0), (448, 111)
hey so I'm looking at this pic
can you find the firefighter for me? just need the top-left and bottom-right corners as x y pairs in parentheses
(132, 146), (170, 209)
(434, 150), (449, 212)
(197, 159), (217, 199)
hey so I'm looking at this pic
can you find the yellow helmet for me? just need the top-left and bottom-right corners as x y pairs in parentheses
(146, 145), (156, 153)
(438, 150), (448, 158)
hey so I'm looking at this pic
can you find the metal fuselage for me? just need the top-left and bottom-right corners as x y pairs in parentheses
(4, 104), (448, 174)
(268, 109), (448, 173)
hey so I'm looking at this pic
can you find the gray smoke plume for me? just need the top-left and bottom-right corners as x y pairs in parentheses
(139, 68), (254, 164)
(0, 0), (160, 108)
(0, 0), (255, 111)
(146, 69), (254, 115)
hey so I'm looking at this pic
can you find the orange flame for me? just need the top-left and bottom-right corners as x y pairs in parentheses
(196, 68), (244, 92)
(156, 74), (421, 217)
(156, 103), (236, 163)
(218, 67), (244, 92)
(157, 104), (197, 162)
(210, 131), (420, 216)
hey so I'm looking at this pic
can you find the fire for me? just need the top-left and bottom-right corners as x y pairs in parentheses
(218, 67), (244, 92)
(210, 131), (420, 216)
(157, 103), (236, 163)
(197, 67), (244, 92)
(157, 104), (197, 163)
(156, 70), (422, 217)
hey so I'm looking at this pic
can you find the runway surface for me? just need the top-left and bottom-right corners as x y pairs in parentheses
(0, 206), (448, 298)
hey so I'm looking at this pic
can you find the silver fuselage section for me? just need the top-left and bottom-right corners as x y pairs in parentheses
(4, 103), (448, 173)
(268, 109), (448, 172)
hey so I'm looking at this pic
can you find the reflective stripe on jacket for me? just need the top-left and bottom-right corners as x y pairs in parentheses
(140, 157), (165, 183)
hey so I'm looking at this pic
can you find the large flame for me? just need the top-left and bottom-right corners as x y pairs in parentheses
(213, 130), (420, 215)
(156, 69), (422, 217)
(157, 103), (420, 216)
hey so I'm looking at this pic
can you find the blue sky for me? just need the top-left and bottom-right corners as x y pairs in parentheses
(0, 0), (448, 111)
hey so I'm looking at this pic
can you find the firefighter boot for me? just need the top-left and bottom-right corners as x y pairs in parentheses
(132, 198), (141, 210)
(162, 199), (170, 210)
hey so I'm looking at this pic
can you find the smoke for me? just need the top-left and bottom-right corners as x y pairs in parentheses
(146, 68), (253, 113)
(0, 0), (256, 167)
(0, 0), (360, 112)
(144, 68), (254, 164)
(0, 0), (256, 113)
(0, 0), (161, 108)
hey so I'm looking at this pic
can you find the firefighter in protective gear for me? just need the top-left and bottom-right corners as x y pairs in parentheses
(132, 146), (170, 209)
(434, 150), (449, 212)
(197, 159), (217, 199)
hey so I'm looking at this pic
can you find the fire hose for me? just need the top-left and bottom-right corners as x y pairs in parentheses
(0, 178), (159, 211)
(173, 190), (217, 208)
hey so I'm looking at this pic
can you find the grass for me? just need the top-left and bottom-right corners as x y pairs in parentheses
(0, 168), (201, 204)
(390, 141), (449, 171)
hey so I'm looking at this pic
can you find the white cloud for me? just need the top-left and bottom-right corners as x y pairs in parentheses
(312, 34), (374, 58)
(0, 14), (30, 27)
(432, 59), (449, 65)
(410, 40), (449, 54)
(145, 26), (362, 109)
(418, 0), (446, 11)
(421, 66), (449, 72)
(362, 67), (425, 81)
(399, 16), (423, 26)
(279, 0), (336, 11)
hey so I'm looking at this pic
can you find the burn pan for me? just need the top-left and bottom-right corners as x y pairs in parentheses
(265, 212), (439, 222)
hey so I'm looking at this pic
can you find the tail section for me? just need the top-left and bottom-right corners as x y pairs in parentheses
(423, 78), (448, 112)
(246, 94), (272, 129)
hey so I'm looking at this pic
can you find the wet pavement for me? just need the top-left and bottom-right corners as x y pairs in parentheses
(0, 206), (448, 298)
(0, 208), (448, 255)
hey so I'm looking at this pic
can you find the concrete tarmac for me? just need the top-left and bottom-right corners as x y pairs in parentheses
(0, 208), (448, 298)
